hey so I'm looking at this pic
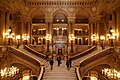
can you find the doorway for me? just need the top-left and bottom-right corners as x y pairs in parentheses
(58, 49), (62, 55)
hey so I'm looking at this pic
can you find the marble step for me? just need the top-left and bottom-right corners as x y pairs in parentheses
(43, 60), (77, 80)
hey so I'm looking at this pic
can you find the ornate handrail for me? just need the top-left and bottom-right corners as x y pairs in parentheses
(7, 46), (40, 67)
(75, 67), (82, 80)
(99, 73), (109, 80)
(38, 66), (45, 80)
(24, 45), (46, 60)
(71, 46), (96, 60)
(80, 48), (111, 67)
(7, 46), (46, 80)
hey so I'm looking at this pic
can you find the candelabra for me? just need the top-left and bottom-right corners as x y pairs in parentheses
(91, 34), (98, 45)
(4, 27), (14, 45)
(107, 27), (118, 47)
(23, 34), (29, 45)
(70, 34), (75, 53)
(100, 36), (105, 49)
(46, 34), (51, 53)
(16, 35), (21, 49)
(0, 66), (19, 79)
(102, 68), (120, 79)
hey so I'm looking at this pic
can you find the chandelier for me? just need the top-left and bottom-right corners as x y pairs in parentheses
(102, 68), (120, 79)
(0, 66), (19, 78)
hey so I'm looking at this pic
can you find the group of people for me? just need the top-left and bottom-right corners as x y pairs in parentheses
(49, 55), (72, 71)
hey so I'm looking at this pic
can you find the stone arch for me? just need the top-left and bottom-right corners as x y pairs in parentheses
(51, 9), (69, 23)
(52, 9), (69, 18)
(74, 8), (90, 23)
(81, 64), (110, 78)
(29, 8), (46, 19)
(28, 8), (46, 23)
(75, 8), (91, 18)
(10, 61), (37, 73)
(96, 2), (109, 15)
(82, 63), (110, 77)
(11, 1), (25, 16)
(0, 1), (11, 12)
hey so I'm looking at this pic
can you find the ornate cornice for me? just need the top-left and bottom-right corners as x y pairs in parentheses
(25, 0), (97, 8)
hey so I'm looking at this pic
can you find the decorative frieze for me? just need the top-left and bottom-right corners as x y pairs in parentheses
(26, 0), (97, 7)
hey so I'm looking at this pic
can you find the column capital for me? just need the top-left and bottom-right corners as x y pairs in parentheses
(89, 15), (102, 22)
(20, 17), (26, 22)
(67, 17), (76, 23)
(96, 15), (102, 21)
(45, 17), (53, 23)
(116, 8), (120, 14)
(89, 16), (96, 22)
(25, 17), (32, 22)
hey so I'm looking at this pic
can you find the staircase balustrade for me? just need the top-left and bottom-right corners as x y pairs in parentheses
(7, 46), (46, 80)
(80, 48), (111, 67)
(38, 66), (45, 80)
(7, 46), (40, 67)
(24, 45), (47, 60)
(71, 46), (96, 60)
(75, 67), (82, 80)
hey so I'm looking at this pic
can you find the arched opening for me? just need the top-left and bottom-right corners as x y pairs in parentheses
(74, 10), (89, 46)
(31, 10), (46, 49)
(53, 13), (67, 23)
(52, 12), (68, 57)
(82, 64), (110, 80)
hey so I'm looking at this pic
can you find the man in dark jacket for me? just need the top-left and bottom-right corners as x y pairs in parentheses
(69, 57), (72, 68)
(49, 59), (54, 71)
(57, 55), (61, 66)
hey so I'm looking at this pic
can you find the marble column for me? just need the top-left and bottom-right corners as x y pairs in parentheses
(112, 12), (117, 47)
(49, 20), (53, 47)
(68, 18), (75, 54)
(112, 12), (116, 31)
(4, 12), (10, 45)
(67, 21), (71, 47)
(0, 11), (5, 45)
(45, 17), (53, 53)
(21, 18), (25, 44)
(90, 22), (94, 45)
(116, 11), (120, 46)
(96, 21), (100, 45)
(89, 17), (96, 46)
(88, 22), (92, 46)
(27, 20), (32, 44)
(5, 12), (10, 31)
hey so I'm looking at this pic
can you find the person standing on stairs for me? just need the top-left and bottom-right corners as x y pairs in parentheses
(57, 55), (61, 66)
(66, 60), (70, 71)
(49, 59), (54, 71)
(69, 57), (72, 68)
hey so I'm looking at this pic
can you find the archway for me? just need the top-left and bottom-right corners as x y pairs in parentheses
(52, 10), (68, 58)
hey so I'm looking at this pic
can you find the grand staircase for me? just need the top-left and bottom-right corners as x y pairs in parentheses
(43, 60), (77, 80)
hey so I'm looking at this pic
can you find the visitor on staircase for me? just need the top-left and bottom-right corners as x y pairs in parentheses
(66, 60), (70, 71)
(69, 57), (72, 68)
(57, 55), (61, 66)
(49, 59), (54, 71)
